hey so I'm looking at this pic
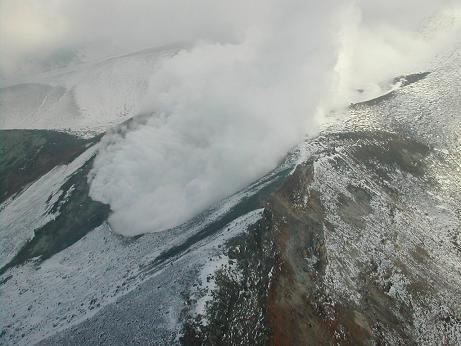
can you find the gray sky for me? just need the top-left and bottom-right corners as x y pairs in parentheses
(0, 0), (452, 78)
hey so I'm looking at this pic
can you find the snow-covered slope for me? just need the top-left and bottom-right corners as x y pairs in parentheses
(0, 46), (181, 135)
(0, 145), (98, 269)
(0, 123), (291, 344)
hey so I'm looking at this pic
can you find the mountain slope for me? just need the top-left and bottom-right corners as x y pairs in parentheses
(1, 40), (461, 346)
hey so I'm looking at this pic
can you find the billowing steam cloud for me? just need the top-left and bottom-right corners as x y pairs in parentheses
(89, 0), (345, 235)
(326, 1), (461, 109)
(2, 0), (458, 235)
(88, 0), (459, 236)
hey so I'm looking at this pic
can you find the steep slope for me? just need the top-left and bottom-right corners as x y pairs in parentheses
(0, 129), (293, 345)
(268, 132), (458, 344)
(0, 130), (108, 272)
(181, 130), (459, 345)
(180, 43), (461, 344)
(0, 129), (96, 202)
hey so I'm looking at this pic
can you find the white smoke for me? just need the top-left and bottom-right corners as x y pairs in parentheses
(2, 0), (458, 235)
(89, 0), (344, 235)
(324, 0), (461, 109)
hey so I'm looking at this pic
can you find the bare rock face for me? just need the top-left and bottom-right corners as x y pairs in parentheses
(183, 130), (460, 345)
(181, 50), (461, 343)
(266, 131), (459, 345)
